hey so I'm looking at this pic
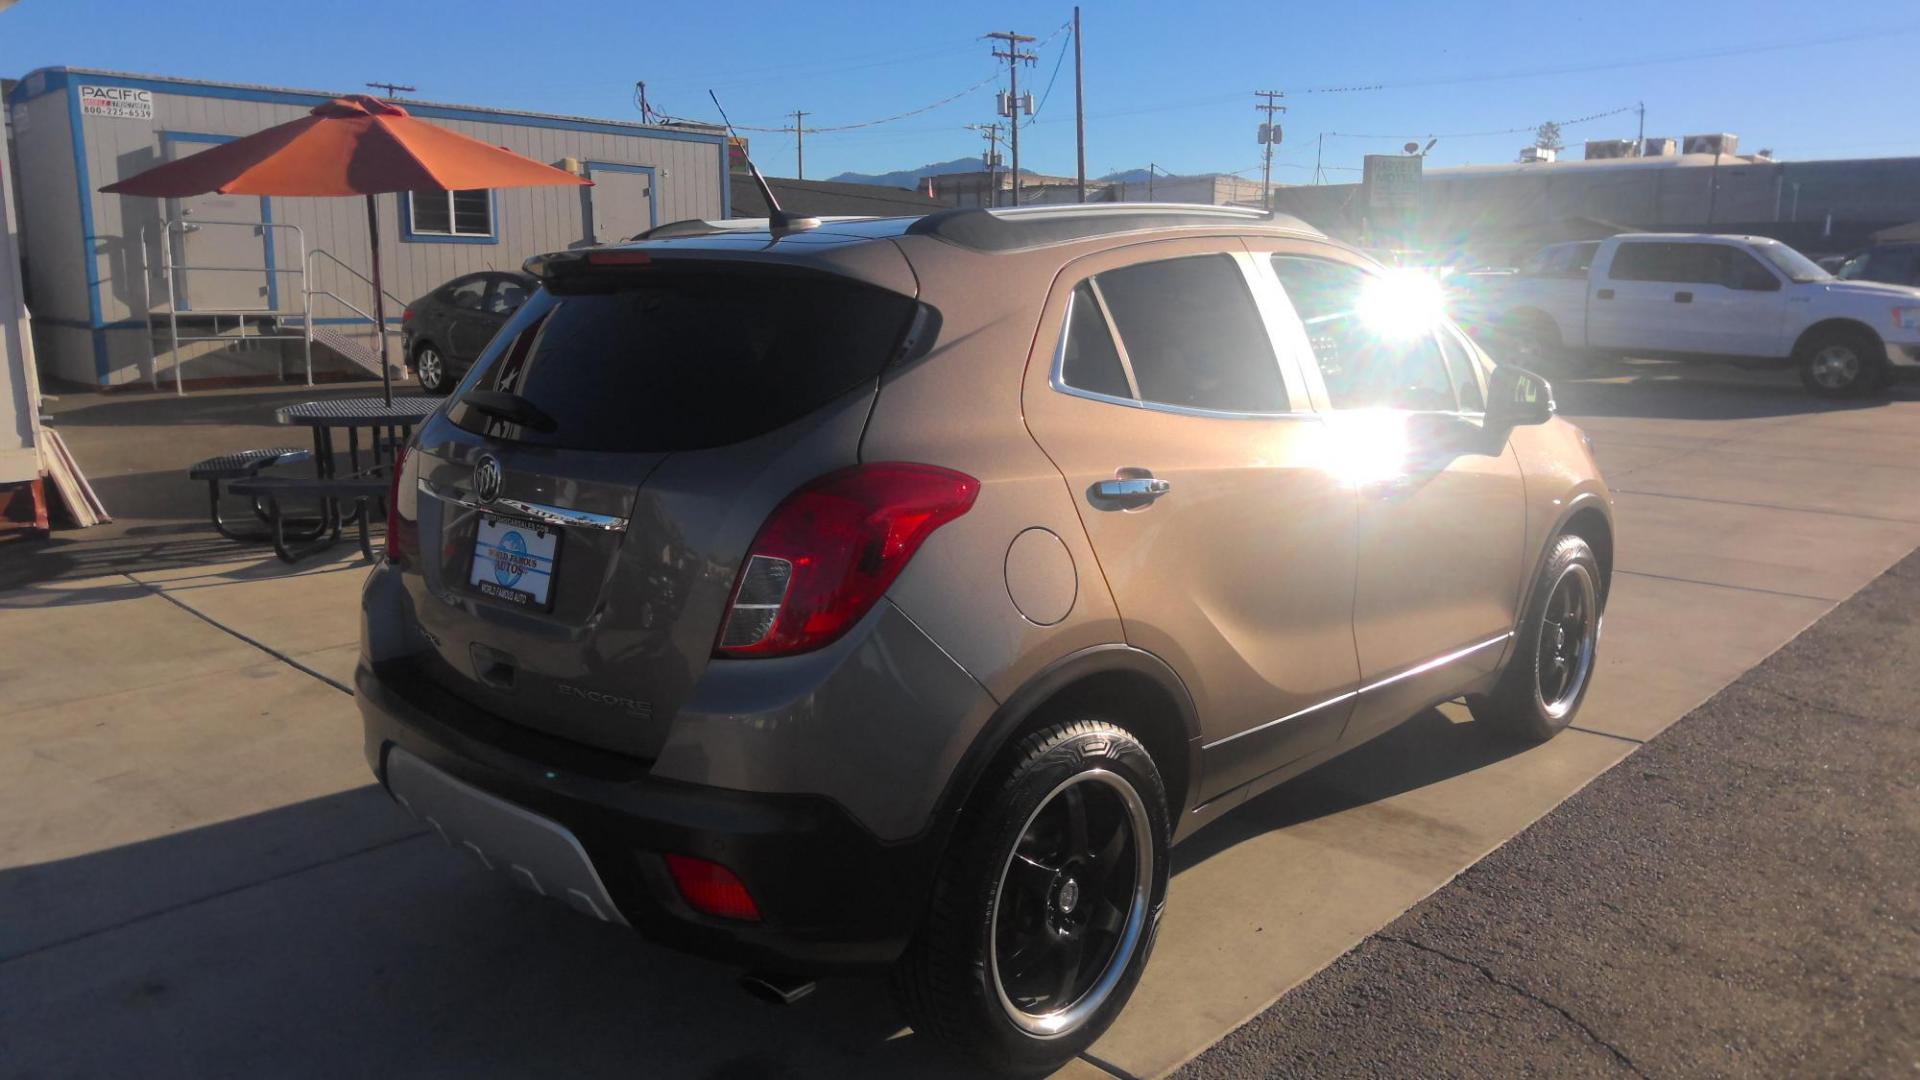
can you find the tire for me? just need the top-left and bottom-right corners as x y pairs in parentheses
(1796, 326), (1886, 398)
(892, 718), (1170, 1073)
(1471, 534), (1603, 743)
(414, 343), (450, 395)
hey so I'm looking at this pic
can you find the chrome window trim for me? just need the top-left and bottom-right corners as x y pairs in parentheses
(417, 476), (629, 533)
(1201, 631), (1513, 751)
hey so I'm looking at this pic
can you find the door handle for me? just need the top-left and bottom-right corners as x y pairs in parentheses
(1595, 288), (1614, 300)
(1674, 291), (1693, 303)
(1090, 476), (1171, 508)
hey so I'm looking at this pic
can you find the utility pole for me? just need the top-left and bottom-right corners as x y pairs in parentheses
(1073, 7), (1087, 202)
(988, 30), (1037, 205)
(1314, 133), (1324, 186)
(1146, 163), (1159, 201)
(1254, 90), (1286, 211)
(635, 81), (651, 122)
(790, 109), (809, 179)
(365, 81), (416, 100)
(1635, 100), (1645, 156)
(966, 123), (1005, 207)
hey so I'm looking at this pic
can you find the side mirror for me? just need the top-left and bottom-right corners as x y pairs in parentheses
(1486, 365), (1555, 427)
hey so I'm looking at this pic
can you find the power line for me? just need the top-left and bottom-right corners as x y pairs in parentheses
(1323, 104), (1636, 142)
(721, 72), (1000, 134)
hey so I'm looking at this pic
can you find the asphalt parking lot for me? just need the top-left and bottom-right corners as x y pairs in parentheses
(2, 361), (1916, 1078)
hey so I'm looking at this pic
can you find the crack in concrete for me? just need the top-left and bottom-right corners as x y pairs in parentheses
(1376, 933), (1647, 1077)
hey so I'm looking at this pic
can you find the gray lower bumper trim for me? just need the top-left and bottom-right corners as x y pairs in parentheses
(385, 747), (629, 926)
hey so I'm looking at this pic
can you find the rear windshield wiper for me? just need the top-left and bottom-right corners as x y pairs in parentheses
(460, 390), (558, 433)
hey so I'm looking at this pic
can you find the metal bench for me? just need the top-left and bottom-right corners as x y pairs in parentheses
(228, 475), (389, 563)
(188, 448), (317, 542)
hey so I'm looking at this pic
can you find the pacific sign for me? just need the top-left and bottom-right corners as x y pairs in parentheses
(78, 85), (154, 121)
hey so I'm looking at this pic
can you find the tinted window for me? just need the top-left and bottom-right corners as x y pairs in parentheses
(1058, 283), (1131, 399)
(1607, 242), (1687, 282)
(450, 268), (916, 452)
(1519, 247), (1561, 275)
(1439, 329), (1485, 411)
(1566, 242), (1600, 275)
(443, 276), (488, 309)
(1272, 256), (1456, 412)
(1092, 255), (1286, 413)
(486, 276), (529, 315)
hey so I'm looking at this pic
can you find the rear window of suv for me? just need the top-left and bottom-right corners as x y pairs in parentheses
(448, 265), (917, 452)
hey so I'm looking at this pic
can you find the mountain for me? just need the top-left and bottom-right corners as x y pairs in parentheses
(828, 156), (1031, 190)
(1099, 168), (1155, 183)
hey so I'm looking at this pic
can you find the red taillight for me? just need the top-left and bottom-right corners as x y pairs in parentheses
(385, 445), (417, 564)
(663, 854), (760, 921)
(714, 463), (979, 658)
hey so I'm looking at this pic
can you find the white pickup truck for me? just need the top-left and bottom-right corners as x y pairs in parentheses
(1471, 233), (1920, 396)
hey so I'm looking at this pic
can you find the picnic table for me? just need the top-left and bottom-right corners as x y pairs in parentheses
(274, 395), (441, 479)
(196, 394), (441, 562)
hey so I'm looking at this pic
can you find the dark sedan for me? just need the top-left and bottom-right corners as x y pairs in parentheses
(1836, 242), (1920, 289)
(402, 271), (535, 394)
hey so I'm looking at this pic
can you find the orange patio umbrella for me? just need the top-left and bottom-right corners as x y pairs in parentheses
(102, 94), (589, 402)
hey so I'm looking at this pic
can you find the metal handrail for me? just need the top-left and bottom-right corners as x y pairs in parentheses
(306, 248), (406, 311)
(144, 217), (311, 395)
(301, 247), (408, 385)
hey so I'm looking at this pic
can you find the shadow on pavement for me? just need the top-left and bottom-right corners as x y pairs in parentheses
(1552, 362), (1905, 422)
(0, 704), (1531, 1078)
(1173, 706), (1526, 873)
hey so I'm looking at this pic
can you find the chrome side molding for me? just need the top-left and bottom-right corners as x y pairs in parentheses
(417, 476), (630, 533)
(1202, 631), (1513, 751)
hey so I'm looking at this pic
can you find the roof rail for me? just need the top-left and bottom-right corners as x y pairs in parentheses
(905, 202), (1321, 252)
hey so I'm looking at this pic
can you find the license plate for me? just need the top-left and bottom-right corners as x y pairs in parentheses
(469, 515), (559, 610)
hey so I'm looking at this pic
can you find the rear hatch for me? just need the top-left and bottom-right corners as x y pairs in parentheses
(398, 252), (919, 759)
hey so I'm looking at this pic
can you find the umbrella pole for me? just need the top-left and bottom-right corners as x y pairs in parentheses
(366, 193), (393, 406)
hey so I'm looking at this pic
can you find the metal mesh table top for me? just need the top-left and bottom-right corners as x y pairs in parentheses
(276, 396), (441, 426)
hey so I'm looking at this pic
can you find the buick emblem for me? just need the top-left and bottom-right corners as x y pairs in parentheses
(473, 454), (502, 503)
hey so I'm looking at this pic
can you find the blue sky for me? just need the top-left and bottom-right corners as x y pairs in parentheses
(6, 0), (1916, 182)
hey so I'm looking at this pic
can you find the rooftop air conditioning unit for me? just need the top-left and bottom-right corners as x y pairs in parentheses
(1683, 133), (1738, 156)
(1584, 139), (1637, 160)
(1519, 146), (1557, 164)
(1641, 138), (1678, 157)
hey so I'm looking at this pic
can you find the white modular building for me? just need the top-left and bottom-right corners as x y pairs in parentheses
(6, 66), (730, 388)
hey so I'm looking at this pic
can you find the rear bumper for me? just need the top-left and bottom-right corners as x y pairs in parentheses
(356, 658), (939, 973)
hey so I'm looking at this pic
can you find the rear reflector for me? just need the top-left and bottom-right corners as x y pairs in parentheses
(663, 854), (760, 922)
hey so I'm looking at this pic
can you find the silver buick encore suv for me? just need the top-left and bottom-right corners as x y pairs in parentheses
(356, 203), (1613, 1073)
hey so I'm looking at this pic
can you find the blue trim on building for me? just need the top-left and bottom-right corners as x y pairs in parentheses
(584, 161), (659, 239)
(157, 130), (278, 310)
(400, 190), (501, 245)
(15, 67), (727, 148)
(63, 80), (110, 381)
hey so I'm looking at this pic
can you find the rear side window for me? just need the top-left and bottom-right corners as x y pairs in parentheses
(449, 267), (917, 452)
(443, 276), (488, 309)
(1058, 284), (1132, 399)
(1091, 254), (1287, 413)
(1608, 242), (1687, 282)
(1438, 329), (1485, 411)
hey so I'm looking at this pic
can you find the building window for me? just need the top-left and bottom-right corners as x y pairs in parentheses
(408, 189), (494, 238)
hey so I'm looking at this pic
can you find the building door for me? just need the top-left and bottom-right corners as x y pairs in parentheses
(587, 163), (656, 244)
(163, 134), (275, 312)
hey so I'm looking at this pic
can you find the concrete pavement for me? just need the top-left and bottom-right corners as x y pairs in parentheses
(1177, 546), (1920, 1079)
(1, 363), (1915, 1077)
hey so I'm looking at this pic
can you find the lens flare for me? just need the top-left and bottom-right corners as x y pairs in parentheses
(1356, 269), (1445, 340)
